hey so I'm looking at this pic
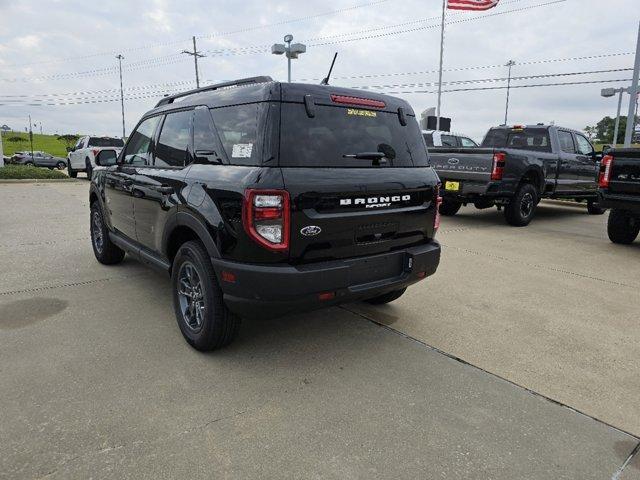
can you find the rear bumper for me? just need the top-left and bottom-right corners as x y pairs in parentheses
(211, 241), (441, 319)
(599, 191), (640, 213)
(439, 178), (517, 202)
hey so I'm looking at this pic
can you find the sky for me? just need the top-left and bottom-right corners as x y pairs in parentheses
(0, 0), (638, 142)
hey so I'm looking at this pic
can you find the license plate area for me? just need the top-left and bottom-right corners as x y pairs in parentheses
(348, 253), (404, 286)
(444, 181), (461, 191)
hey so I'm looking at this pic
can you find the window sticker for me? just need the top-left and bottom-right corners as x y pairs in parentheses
(347, 108), (377, 118)
(231, 143), (253, 158)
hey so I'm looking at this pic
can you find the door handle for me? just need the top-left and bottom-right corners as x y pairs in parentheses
(155, 185), (174, 195)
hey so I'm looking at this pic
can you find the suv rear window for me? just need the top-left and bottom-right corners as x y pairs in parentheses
(88, 137), (124, 148)
(210, 104), (263, 166)
(481, 128), (551, 152)
(279, 104), (429, 167)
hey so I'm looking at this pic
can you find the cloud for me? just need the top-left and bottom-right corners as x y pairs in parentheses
(14, 34), (41, 49)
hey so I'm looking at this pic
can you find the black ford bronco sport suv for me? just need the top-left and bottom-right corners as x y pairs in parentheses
(89, 77), (442, 350)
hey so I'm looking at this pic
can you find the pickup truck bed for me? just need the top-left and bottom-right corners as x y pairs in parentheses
(598, 148), (640, 244)
(429, 125), (604, 226)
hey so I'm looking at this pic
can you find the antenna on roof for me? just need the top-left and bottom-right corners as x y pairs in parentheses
(320, 52), (338, 86)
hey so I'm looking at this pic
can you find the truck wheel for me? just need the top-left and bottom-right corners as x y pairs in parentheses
(90, 203), (125, 265)
(56, 161), (66, 170)
(67, 160), (77, 178)
(85, 159), (93, 179)
(439, 199), (462, 216)
(504, 183), (538, 227)
(171, 241), (240, 351)
(587, 199), (606, 215)
(607, 209), (640, 244)
(364, 288), (407, 305)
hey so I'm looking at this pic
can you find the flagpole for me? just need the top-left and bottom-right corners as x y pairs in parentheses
(436, 0), (446, 131)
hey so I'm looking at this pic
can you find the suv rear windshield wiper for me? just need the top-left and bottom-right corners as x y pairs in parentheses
(342, 152), (386, 160)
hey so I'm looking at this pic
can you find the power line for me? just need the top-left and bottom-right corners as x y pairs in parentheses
(4, 0), (391, 68)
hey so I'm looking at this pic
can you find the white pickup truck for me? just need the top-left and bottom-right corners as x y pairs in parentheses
(67, 135), (124, 178)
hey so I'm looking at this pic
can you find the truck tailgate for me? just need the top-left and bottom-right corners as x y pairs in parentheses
(609, 151), (640, 195)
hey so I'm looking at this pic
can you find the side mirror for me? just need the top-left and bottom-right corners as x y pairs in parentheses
(95, 149), (118, 167)
(66, 147), (74, 153)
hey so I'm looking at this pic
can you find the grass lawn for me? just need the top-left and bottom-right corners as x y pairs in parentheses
(1, 132), (76, 157)
(0, 165), (68, 180)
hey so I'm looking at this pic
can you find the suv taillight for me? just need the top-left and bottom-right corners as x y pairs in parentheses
(434, 186), (443, 233)
(92, 148), (100, 158)
(599, 154), (614, 188)
(243, 189), (290, 251)
(491, 152), (506, 181)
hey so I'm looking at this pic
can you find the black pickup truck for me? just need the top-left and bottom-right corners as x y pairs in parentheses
(598, 148), (640, 244)
(429, 125), (605, 226)
(89, 77), (441, 350)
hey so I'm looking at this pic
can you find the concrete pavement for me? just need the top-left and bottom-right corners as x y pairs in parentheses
(1, 182), (639, 479)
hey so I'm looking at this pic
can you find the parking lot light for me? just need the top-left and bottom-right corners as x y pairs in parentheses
(271, 34), (306, 83)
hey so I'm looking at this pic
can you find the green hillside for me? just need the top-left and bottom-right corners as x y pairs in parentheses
(1, 132), (78, 157)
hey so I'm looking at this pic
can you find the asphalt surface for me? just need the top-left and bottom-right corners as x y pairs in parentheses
(1, 182), (639, 479)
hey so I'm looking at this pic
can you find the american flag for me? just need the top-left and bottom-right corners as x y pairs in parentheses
(447, 0), (500, 11)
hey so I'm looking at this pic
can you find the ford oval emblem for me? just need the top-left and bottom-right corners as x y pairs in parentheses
(300, 225), (322, 236)
(447, 157), (460, 165)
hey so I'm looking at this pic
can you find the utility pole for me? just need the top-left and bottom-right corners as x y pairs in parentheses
(182, 36), (205, 88)
(435, 0), (446, 131)
(624, 21), (640, 147)
(28, 115), (34, 160)
(613, 89), (624, 145)
(504, 60), (516, 125)
(116, 54), (126, 138)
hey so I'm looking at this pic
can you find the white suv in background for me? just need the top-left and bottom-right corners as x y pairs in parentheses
(67, 136), (124, 178)
(422, 130), (478, 148)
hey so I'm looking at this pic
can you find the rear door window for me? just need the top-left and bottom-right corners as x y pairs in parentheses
(460, 137), (477, 147)
(210, 103), (262, 166)
(558, 131), (576, 154)
(440, 135), (457, 147)
(155, 110), (193, 167)
(279, 104), (428, 167)
(423, 133), (434, 147)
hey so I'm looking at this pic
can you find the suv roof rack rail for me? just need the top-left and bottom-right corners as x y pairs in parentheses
(155, 76), (274, 107)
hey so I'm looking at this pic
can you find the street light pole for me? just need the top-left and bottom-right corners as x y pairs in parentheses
(181, 36), (205, 88)
(116, 54), (126, 138)
(28, 114), (34, 160)
(504, 60), (516, 125)
(271, 34), (306, 83)
(435, 0), (446, 131)
(613, 88), (624, 145)
(624, 21), (640, 147)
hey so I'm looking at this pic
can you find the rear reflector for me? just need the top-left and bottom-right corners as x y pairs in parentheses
(434, 186), (443, 233)
(598, 154), (614, 188)
(330, 94), (386, 109)
(221, 271), (236, 283)
(318, 292), (336, 301)
(491, 152), (506, 181)
(416, 271), (427, 278)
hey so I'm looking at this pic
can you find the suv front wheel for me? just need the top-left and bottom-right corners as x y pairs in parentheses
(171, 241), (240, 351)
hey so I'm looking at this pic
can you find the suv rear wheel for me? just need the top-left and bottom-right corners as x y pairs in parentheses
(504, 183), (538, 227)
(90, 203), (125, 264)
(67, 160), (77, 178)
(364, 287), (407, 305)
(85, 158), (93, 179)
(171, 241), (240, 351)
(607, 209), (640, 244)
(439, 199), (462, 216)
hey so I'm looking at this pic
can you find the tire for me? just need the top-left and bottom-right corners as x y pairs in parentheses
(56, 161), (66, 170)
(67, 160), (77, 178)
(90, 203), (125, 265)
(25, 161), (34, 167)
(587, 199), (606, 215)
(504, 183), (538, 227)
(85, 158), (93, 179)
(439, 199), (462, 216)
(171, 241), (240, 351)
(364, 288), (407, 305)
(607, 209), (640, 244)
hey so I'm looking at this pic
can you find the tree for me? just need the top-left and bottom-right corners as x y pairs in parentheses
(56, 134), (80, 149)
(584, 125), (596, 141)
(595, 116), (627, 145)
(6, 135), (26, 144)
